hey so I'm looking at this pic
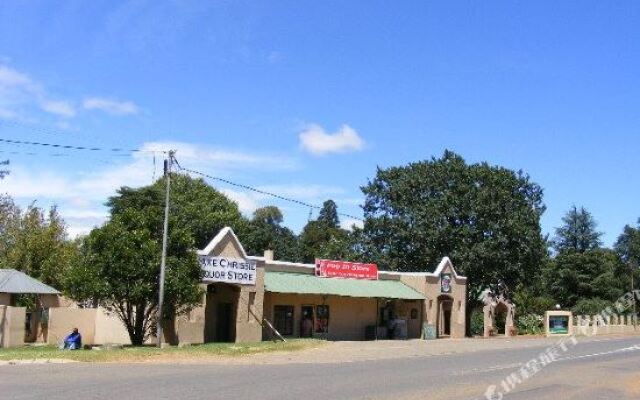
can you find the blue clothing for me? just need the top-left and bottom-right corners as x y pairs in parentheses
(63, 332), (82, 350)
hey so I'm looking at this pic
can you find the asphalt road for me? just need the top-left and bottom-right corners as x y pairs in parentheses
(2, 336), (640, 400)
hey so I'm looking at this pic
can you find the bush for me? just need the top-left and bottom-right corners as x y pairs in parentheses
(517, 313), (544, 335)
(470, 308), (484, 336)
(572, 298), (613, 316)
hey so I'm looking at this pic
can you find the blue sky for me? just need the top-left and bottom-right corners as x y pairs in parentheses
(0, 1), (638, 246)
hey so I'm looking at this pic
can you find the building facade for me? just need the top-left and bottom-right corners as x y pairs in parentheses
(164, 227), (468, 344)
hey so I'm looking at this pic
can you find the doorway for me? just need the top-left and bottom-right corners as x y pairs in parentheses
(204, 283), (239, 343)
(437, 296), (453, 338)
(300, 305), (314, 338)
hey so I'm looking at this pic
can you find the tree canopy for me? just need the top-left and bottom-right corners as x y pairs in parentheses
(317, 200), (340, 228)
(360, 150), (547, 301)
(552, 205), (602, 253)
(0, 196), (75, 290)
(241, 206), (300, 261)
(65, 174), (246, 345)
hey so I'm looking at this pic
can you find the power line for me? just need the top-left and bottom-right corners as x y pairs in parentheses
(0, 138), (164, 154)
(175, 163), (364, 222)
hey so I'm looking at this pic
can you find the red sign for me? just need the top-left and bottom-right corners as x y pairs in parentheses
(315, 259), (378, 280)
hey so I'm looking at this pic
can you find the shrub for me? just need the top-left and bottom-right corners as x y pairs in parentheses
(470, 308), (484, 336)
(517, 313), (543, 335)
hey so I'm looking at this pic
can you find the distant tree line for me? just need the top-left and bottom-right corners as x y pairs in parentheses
(1, 150), (638, 342)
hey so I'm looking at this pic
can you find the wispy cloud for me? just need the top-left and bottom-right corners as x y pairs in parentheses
(299, 123), (365, 156)
(83, 97), (138, 116)
(4, 140), (298, 237)
(0, 64), (75, 119)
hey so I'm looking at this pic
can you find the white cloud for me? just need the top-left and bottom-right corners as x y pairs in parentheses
(221, 189), (259, 215)
(341, 218), (364, 231)
(83, 97), (138, 116)
(41, 100), (76, 118)
(299, 123), (365, 156)
(4, 140), (299, 235)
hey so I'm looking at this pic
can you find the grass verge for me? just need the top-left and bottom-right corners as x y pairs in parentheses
(0, 339), (324, 363)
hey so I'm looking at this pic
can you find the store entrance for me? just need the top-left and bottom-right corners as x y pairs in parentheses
(437, 295), (453, 337)
(204, 283), (239, 343)
(300, 305), (314, 337)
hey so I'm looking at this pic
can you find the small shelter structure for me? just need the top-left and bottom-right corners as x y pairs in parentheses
(0, 269), (61, 347)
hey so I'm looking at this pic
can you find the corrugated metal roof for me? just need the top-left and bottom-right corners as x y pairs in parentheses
(0, 269), (60, 295)
(265, 272), (425, 300)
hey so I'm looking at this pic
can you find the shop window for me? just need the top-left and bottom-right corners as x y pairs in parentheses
(274, 305), (294, 336)
(315, 305), (330, 334)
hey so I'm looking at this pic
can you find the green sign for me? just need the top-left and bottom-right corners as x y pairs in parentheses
(549, 315), (569, 334)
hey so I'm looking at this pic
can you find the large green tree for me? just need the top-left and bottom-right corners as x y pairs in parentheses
(360, 150), (547, 303)
(552, 205), (602, 253)
(543, 248), (627, 309)
(242, 206), (300, 261)
(108, 174), (247, 249)
(299, 200), (357, 263)
(0, 196), (75, 289)
(65, 174), (247, 345)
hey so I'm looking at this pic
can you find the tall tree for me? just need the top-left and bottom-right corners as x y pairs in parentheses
(614, 220), (640, 311)
(360, 150), (547, 304)
(543, 249), (627, 308)
(65, 209), (201, 345)
(317, 199), (340, 228)
(0, 196), (76, 289)
(108, 174), (248, 249)
(65, 174), (248, 345)
(299, 201), (357, 263)
(552, 205), (602, 253)
(242, 206), (300, 261)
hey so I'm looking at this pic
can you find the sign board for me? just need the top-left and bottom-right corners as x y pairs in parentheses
(440, 273), (452, 293)
(549, 315), (569, 334)
(422, 323), (437, 340)
(315, 259), (378, 280)
(199, 256), (257, 285)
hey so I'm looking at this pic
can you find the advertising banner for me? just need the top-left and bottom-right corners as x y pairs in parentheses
(199, 256), (257, 285)
(315, 259), (378, 280)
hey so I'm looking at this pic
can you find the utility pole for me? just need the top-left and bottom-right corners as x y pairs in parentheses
(156, 150), (174, 347)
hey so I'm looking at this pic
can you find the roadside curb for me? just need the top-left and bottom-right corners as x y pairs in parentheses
(0, 359), (78, 366)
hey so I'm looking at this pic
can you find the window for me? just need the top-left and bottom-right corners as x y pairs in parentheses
(274, 305), (294, 336)
(315, 305), (330, 334)
(410, 308), (418, 320)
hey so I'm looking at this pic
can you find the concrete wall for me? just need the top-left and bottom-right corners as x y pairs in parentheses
(93, 308), (130, 345)
(574, 314), (638, 336)
(47, 308), (97, 346)
(0, 306), (26, 348)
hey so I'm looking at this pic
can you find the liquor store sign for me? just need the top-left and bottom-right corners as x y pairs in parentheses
(199, 256), (257, 285)
(315, 259), (378, 280)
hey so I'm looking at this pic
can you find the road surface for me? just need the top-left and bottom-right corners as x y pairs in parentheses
(2, 336), (639, 399)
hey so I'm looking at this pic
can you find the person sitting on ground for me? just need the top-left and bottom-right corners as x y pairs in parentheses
(61, 328), (82, 350)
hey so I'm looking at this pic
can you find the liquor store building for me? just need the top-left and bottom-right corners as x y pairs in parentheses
(164, 227), (467, 345)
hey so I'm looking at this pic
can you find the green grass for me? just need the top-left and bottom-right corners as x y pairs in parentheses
(0, 339), (324, 363)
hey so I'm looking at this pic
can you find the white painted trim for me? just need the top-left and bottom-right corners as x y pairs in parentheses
(197, 227), (249, 258)
(199, 228), (467, 281)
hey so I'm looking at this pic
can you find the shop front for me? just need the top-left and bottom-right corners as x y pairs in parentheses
(166, 227), (468, 345)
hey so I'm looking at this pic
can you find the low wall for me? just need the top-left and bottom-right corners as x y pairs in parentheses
(0, 306), (26, 348)
(47, 308), (97, 346)
(93, 308), (130, 345)
(573, 314), (638, 336)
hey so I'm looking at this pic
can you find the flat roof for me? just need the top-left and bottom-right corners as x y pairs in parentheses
(264, 272), (425, 300)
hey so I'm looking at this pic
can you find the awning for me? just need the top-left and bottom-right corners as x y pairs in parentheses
(0, 269), (60, 295)
(265, 272), (425, 300)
